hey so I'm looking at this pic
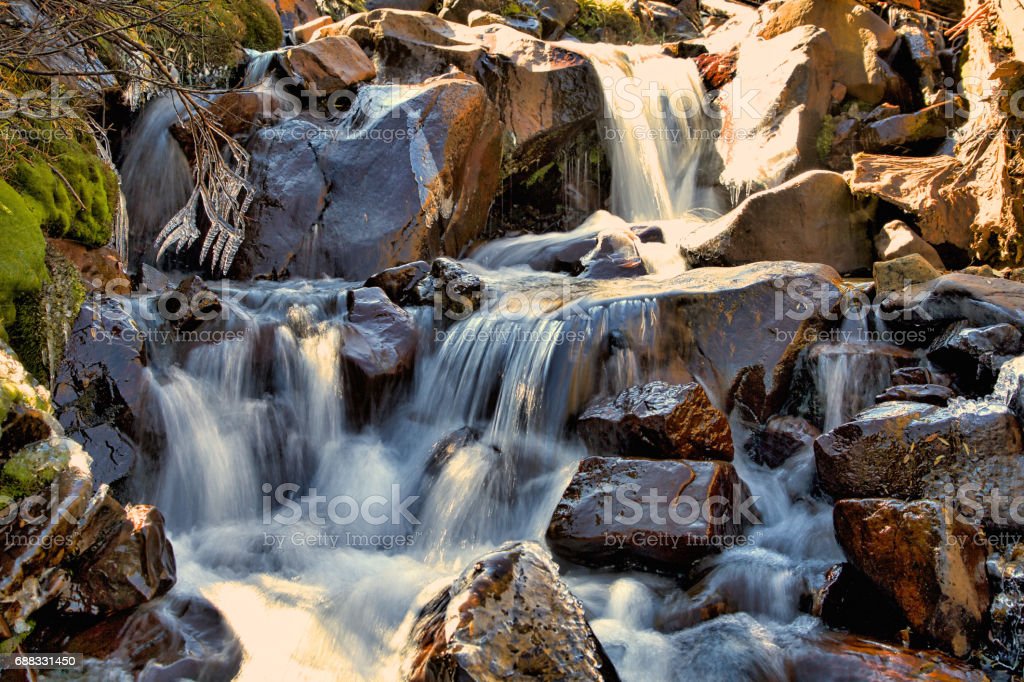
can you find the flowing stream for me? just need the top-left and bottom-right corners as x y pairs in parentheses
(114, 47), (888, 681)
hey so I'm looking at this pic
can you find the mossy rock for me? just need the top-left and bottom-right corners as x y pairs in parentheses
(0, 180), (46, 330)
(0, 438), (73, 500)
(8, 137), (118, 248)
(568, 0), (649, 43)
(8, 243), (86, 383)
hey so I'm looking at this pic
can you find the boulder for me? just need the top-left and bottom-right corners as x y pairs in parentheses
(546, 456), (751, 574)
(760, 0), (897, 104)
(579, 228), (647, 280)
(52, 298), (146, 488)
(466, 10), (543, 38)
(873, 220), (945, 270)
(292, 15), (334, 42)
(639, 1), (699, 40)
(47, 239), (129, 295)
(340, 287), (418, 422)
(366, 0), (436, 9)
(833, 499), (989, 656)
(873, 254), (941, 296)
(891, 366), (952, 386)
(339, 11), (600, 168)
(400, 541), (619, 681)
(874, 384), (955, 406)
(680, 171), (874, 274)
(927, 322), (1024, 394)
(814, 401), (1024, 530)
(58, 491), (176, 617)
(577, 381), (733, 461)
(280, 35), (376, 93)
(0, 404), (61, 457)
(716, 26), (835, 194)
(430, 257), (483, 322)
(237, 77), (502, 280)
(880, 273), (1024, 332)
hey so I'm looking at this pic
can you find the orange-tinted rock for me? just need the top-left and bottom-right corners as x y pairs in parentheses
(48, 238), (129, 295)
(833, 499), (990, 656)
(281, 35), (376, 93)
(578, 381), (733, 461)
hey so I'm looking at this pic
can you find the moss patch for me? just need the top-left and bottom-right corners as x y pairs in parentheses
(8, 137), (118, 248)
(0, 439), (71, 500)
(0, 180), (46, 330)
(568, 0), (652, 43)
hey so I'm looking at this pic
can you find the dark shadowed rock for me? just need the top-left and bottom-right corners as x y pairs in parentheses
(881, 273), (1024, 332)
(891, 366), (953, 387)
(401, 541), (619, 681)
(927, 321), (1024, 395)
(748, 415), (820, 468)
(578, 381), (733, 461)
(0, 404), (61, 457)
(431, 257), (483, 321)
(237, 77), (502, 280)
(833, 499), (990, 656)
(364, 261), (432, 307)
(546, 456), (750, 574)
(579, 229), (648, 280)
(874, 384), (955, 406)
(53, 298), (146, 488)
(812, 563), (907, 641)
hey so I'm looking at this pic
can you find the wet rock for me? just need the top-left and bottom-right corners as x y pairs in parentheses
(47, 239), (129, 295)
(891, 366), (953, 387)
(204, 89), (286, 137)
(53, 298), (146, 488)
(466, 10), (543, 37)
(680, 171), (874, 275)
(927, 322), (1024, 395)
(58, 493), (176, 617)
(0, 404), (61, 457)
(579, 229), (648, 280)
(815, 401), (1024, 524)
(281, 35), (376, 92)
(875, 384), (955, 406)
(546, 456), (750, 574)
(873, 254), (941, 296)
(49, 594), (243, 681)
(341, 287), (418, 422)
(880, 273), (1024, 332)
(694, 49), (737, 89)
(985, 542), (1024, 670)
(873, 220), (945, 270)
(164, 275), (223, 336)
(401, 541), (619, 681)
(578, 381), (733, 461)
(788, 631), (989, 681)
(716, 27), (835, 194)
(430, 257), (483, 321)
(363, 261), (431, 307)
(640, 0), (699, 40)
(748, 415), (819, 468)
(663, 40), (708, 60)
(339, 10), (600, 167)
(760, 0), (897, 104)
(238, 77), (502, 280)
(833, 498), (990, 656)
(813, 562), (908, 641)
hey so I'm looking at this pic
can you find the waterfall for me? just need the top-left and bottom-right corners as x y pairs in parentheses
(579, 44), (721, 221)
(119, 95), (194, 269)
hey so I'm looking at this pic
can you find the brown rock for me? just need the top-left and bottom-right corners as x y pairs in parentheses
(874, 384), (955, 406)
(281, 35), (376, 93)
(546, 456), (751, 574)
(873, 254), (941, 296)
(874, 220), (945, 270)
(47, 239), (129, 295)
(813, 562), (908, 641)
(401, 541), (619, 681)
(760, 0), (897, 104)
(0, 404), (60, 457)
(292, 15), (334, 42)
(578, 381), (733, 461)
(833, 499), (990, 656)
(748, 415), (820, 468)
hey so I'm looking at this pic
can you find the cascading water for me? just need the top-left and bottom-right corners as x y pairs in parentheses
(109, 45), (882, 682)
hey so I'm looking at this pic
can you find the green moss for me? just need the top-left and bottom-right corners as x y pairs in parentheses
(0, 180), (46, 330)
(525, 162), (555, 188)
(817, 114), (836, 163)
(568, 0), (650, 43)
(8, 244), (86, 383)
(150, 0), (283, 72)
(0, 439), (70, 499)
(0, 620), (33, 654)
(8, 137), (117, 247)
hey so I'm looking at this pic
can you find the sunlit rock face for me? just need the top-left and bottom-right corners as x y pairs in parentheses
(235, 77), (502, 280)
(401, 541), (620, 681)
